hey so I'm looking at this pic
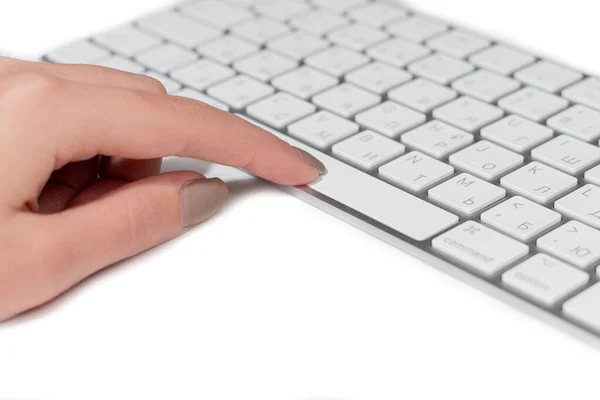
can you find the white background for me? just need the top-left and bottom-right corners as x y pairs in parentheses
(1, 1), (600, 399)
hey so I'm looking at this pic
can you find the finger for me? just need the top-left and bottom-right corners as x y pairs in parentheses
(99, 157), (162, 182)
(68, 177), (127, 207)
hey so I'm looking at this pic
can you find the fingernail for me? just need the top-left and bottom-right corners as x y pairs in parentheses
(293, 147), (327, 176)
(180, 178), (229, 228)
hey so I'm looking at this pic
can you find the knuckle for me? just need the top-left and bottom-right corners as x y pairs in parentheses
(138, 75), (167, 94)
(0, 71), (63, 109)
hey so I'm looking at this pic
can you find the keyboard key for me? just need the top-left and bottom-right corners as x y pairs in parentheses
(532, 135), (600, 175)
(386, 15), (448, 42)
(388, 78), (457, 113)
(47, 40), (110, 64)
(288, 111), (359, 150)
(498, 87), (568, 122)
(345, 62), (412, 95)
(311, 0), (366, 13)
(555, 185), (600, 229)
(426, 30), (490, 59)
(503, 254), (589, 307)
(408, 53), (474, 85)
(328, 24), (388, 51)
(233, 50), (297, 81)
(366, 38), (430, 68)
(469, 45), (535, 75)
(562, 77), (600, 111)
(196, 36), (259, 65)
(355, 101), (425, 138)
(563, 284), (600, 333)
(95, 55), (145, 74)
(231, 18), (290, 45)
(432, 221), (529, 277)
(288, 10), (348, 36)
(547, 105), (600, 142)
(585, 165), (600, 186)
(174, 88), (230, 111)
(180, 0), (254, 30)
(271, 66), (338, 99)
(481, 196), (561, 241)
(170, 59), (235, 91)
(135, 43), (197, 74)
(305, 46), (369, 77)
(254, 0), (311, 21)
(451, 70), (520, 103)
(538, 221), (600, 269)
(501, 162), (577, 205)
(267, 32), (329, 61)
(332, 130), (406, 171)
(401, 120), (474, 159)
(449, 140), (523, 181)
(347, 3), (408, 27)
(94, 26), (162, 57)
(137, 11), (221, 48)
(207, 75), (275, 109)
(515, 60), (582, 93)
(433, 96), (503, 133)
(312, 83), (381, 118)
(379, 151), (454, 194)
(481, 115), (553, 153)
(145, 71), (182, 93)
(429, 173), (506, 216)
(246, 91), (315, 129)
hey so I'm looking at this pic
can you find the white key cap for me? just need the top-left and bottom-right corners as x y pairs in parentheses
(222, 0), (272, 6)
(95, 56), (145, 74)
(429, 173), (505, 216)
(498, 87), (568, 122)
(231, 18), (290, 45)
(433, 221), (529, 277)
(145, 71), (182, 93)
(137, 11), (221, 48)
(538, 221), (600, 269)
(563, 284), (600, 333)
(515, 61), (582, 93)
(388, 78), (457, 113)
(207, 75), (275, 109)
(47, 40), (110, 64)
(481, 115), (553, 153)
(503, 254), (589, 307)
(386, 15), (448, 43)
(271, 66), (338, 99)
(449, 140), (523, 181)
(174, 88), (230, 111)
(196, 36), (258, 65)
(433, 96), (503, 133)
(501, 162), (577, 205)
(451, 70), (520, 103)
(585, 165), (600, 186)
(305, 46), (369, 77)
(469, 45), (535, 75)
(555, 184), (600, 229)
(355, 101), (425, 138)
(311, 0), (366, 13)
(332, 130), (405, 171)
(366, 38), (430, 68)
(345, 62), (411, 95)
(408, 53), (474, 85)
(170, 59), (235, 91)
(94, 26), (161, 57)
(312, 83), (381, 118)
(180, 0), (254, 30)
(562, 77), (600, 111)
(288, 10), (348, 36)
(287, 111), (360, 150)
(246, 92), (315, 129)
(245, 116), (459, 241)
(347, 3), (408, 27)
(401, 120), (474, 159)
(379, 151), (454, 193)
(481, 196), (561, 241)
(547, 105), (600, 142)
(267, 32), (329, 61)
(254, 0), (311, 21)
(328, 24), (388, 51)
(135, 44), (197, 74)
(426, 30), (490, 59)
(233, 50), (297, 81)
(532, 135), (600, 175)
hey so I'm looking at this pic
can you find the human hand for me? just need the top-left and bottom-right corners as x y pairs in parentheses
(0, 57), (325, 321)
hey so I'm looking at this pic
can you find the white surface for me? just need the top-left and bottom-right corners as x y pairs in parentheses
(1, 1), (600, 400)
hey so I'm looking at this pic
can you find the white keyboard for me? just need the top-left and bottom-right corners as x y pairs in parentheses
(45, 0), (600, 345)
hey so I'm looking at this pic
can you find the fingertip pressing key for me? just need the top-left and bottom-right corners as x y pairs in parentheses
(293, 147), (327, 180)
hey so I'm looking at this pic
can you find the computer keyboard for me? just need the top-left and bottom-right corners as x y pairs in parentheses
(44, 0), (600, 345)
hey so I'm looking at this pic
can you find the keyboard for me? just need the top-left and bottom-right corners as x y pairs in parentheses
(44, 0), (600, 345)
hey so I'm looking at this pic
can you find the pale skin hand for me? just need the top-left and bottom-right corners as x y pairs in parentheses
(0, 57), (325, 322)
